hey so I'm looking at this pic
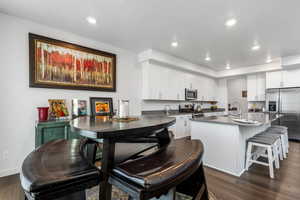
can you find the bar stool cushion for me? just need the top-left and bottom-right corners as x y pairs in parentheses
(20, 139), (102, 199)
(256, 132), (281, 139)
(267, 128), (286, 134)
(248, 136), (278, 145)
(270, 125), (288, 130)
(111, 139), (204, 191)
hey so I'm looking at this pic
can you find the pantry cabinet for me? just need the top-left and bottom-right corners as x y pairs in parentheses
(247, 73), (266, 101)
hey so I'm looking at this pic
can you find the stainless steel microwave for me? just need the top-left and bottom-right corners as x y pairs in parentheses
(185, 88), (198, 100)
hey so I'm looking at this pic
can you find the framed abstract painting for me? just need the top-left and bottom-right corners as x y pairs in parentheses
(29, 33), (116, 91)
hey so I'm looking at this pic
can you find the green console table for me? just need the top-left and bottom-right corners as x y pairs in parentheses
(35, 119), (82, 148)
(35, 119), (102, 160)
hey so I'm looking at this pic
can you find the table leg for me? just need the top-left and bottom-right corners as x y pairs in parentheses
(99, 138), (115, 200)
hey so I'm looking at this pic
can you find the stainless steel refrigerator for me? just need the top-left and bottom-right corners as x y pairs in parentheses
(266, 88), (300, 141)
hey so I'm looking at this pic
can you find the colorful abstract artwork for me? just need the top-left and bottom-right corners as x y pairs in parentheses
(48, 99), (69, 119)
(29, 33), (116, 91)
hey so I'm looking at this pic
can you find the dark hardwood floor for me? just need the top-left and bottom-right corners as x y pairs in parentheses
(0, 173), (23, 200)
(0, 142), (299, 200)
(206, 141), (300, 200)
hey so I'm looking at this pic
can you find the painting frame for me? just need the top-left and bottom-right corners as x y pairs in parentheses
(29, 33), (116, 92)
(90, 97), (114, 116)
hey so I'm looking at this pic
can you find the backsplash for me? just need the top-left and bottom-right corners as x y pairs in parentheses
(248, 102), (265, 110)
(141, 100), (219, 111)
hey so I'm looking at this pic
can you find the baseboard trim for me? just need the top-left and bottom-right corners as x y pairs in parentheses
(204, 163), (244, 177)
(0, 168), (19, 178)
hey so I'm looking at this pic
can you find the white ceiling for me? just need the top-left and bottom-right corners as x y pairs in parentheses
(1, 0), (300, 70)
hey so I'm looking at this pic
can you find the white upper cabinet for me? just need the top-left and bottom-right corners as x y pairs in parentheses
(266, 69), (300, 89)
(247, 73), (266, 101)
(247, 74), (257, 101)
(282, 68), (300, 88)
(141, 62), (217, 101)
(266, 71), (283, 89)
(256, 73), (266, 101)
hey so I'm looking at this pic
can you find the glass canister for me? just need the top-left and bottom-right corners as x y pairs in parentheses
(118, 99), (129, 118)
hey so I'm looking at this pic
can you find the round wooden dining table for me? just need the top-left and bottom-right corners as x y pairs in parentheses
(71, 115), (175, 200)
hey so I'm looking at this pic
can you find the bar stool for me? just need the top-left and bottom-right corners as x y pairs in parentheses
(255, 132), (284, 160)
(109, 139), (209, 200)
(264, 128), (288, 159)
(269, 125), (289, 153)
(246, 135), (280, 178)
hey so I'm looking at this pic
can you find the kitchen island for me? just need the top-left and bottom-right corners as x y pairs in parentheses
(190, 113), (281, 176)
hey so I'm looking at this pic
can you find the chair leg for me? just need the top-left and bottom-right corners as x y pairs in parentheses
(199, 163), (209, 200)
(273, 144), (280, 169)
(245, 142), (253, 170)
(267, 146), (274, 179)
(277, 140), (283, 161)
(285, 132), (289, 153)
(280, 136), (287, 159)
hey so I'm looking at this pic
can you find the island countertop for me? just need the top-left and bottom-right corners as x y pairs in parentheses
(190, 113), (282, 126)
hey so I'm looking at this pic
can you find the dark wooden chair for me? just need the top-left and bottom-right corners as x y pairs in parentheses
(20, 139), (101, 200)
(109, 138), (209, 200)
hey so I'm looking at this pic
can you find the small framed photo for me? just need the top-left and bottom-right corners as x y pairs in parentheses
(90, 97), (114, 116)
(72, 99), (87, 117)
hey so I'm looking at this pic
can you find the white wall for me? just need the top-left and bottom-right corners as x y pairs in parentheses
(0, 13), (142, 177)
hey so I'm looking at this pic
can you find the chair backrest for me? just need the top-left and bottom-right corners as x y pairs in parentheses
(20, 139), (101, 199)
(110, 138), (205, 199)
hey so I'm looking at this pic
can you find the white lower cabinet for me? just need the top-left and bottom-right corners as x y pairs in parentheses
(169, 115), (192, 139)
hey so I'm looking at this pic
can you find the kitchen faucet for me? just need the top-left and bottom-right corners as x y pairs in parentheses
(164, 105), (171, 115)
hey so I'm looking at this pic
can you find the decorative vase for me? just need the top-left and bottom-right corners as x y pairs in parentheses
(37, 107), (49, 121)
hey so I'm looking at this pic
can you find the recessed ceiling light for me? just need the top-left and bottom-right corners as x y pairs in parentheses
(251, 44), (260, 51)
(171, 41), (178, 47)
(86, 16), (97, 24)
(266, 57), (272, 63)
(225, 18), (237, 27)
(226, 63), (231, 69)
(205, 54), (211, 61)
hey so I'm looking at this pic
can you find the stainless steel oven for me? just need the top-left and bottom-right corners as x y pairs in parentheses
(185, 88), (197, 100)
(268, 101), (277, 112)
